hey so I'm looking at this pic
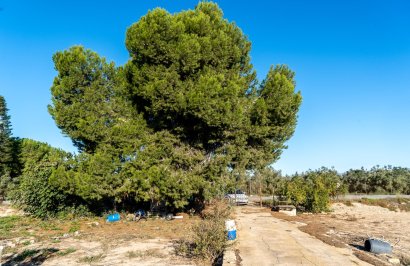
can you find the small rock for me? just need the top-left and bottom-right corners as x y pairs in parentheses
(74, 231), (80, 236)
(279, 208), (296, 216)
(62, 233), (70, 238)
(126, 214), (135, 221)
(86, 221), (99, 227)
(6, 242), (15, 248)
(388, 258), (400, 264)
(293, 221), (307, 226)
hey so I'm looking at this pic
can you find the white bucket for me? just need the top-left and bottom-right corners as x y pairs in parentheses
(225, 220), (236, 231)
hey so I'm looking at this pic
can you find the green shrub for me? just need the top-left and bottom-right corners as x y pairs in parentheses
(11, 169), (67, 218)
(9, 139), (90, 218)
(190, 219), (227, 262)
(305, 174), (331, 212)
(286, 176), (308, 207)
(285, 168), (345, 213)
(56, 205), (93, 219)
(261, 199), (273, 207)
(178, 199), (231, 263)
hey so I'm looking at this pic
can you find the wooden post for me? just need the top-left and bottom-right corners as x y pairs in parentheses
(259, 174), (262, 208)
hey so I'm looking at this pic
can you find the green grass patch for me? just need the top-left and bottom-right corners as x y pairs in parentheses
(359, 197), (410, 212)
(127, 250), (144, 258)
(0, 216), (24, 239)
(68, 221), (80, 233)
(22, 240), (31, 246)
(57, 247), (76, 256)
(38, 221), (63, 231)
(0, 215), (82, 240)
(360, 198), (390, 209)
(78, 253), (105, 264)
(395, 197), (410, 212)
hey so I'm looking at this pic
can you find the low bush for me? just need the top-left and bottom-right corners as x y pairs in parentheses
(261, 199), (274, 207)
(359, 198), (396, 211)
(344, 200), (353, 206)
(177, 199), (231, 264)
(190, 219), (227, 262)
(56, 205), (93, 220)
(200, 199), (232, 220)
(359, 198), (410, 212)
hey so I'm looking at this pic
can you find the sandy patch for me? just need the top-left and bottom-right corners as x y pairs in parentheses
(0, 202), (23, 217)
(42, 237), (194, 266)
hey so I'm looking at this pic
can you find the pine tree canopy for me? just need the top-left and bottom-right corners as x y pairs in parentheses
(48, 2), (302, 208)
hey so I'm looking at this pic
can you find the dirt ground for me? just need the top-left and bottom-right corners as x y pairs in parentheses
(0, 204), (198, 265)
(2, 200), (410, 265)
(270, 202), (410, 265)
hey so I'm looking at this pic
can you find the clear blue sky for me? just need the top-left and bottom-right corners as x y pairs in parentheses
(1, 0), (409, 174)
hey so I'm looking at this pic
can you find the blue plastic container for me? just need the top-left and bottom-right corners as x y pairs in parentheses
(106, 213), (120, 222)
(227, 229), (237, 240)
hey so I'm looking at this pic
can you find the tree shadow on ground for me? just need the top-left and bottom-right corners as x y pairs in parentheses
(2, 248), (59, 266)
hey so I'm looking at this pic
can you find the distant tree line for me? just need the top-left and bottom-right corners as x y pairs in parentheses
(342, 166), (410, 195)
(246, 167), (346, 212)
(247, 166), (410, 212)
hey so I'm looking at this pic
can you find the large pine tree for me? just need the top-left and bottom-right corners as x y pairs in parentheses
(48, 2), (302, 208)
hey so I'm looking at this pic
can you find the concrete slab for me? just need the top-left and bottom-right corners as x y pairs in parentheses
(234, 206), (371, 266)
